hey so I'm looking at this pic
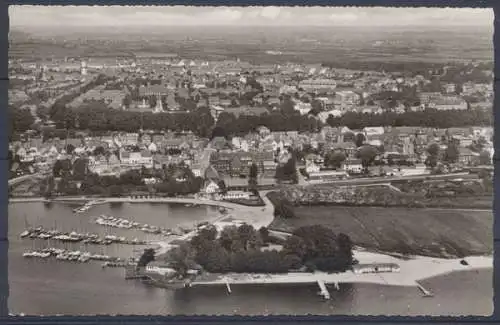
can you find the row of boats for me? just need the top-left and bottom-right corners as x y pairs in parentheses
(22, 248), (127, 264)
(94, 215), (191, 237)
(72, 200), (106, 213)
(73, 203), (93, 214)
(19, 227), (148, 245)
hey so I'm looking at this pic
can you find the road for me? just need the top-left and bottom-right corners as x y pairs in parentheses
(302, 172), (477, 187)
(8, 173), (44, 186)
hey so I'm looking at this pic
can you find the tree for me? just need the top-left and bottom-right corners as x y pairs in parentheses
(93, 146), (106, 156)
(258, 226), (270, 243)
(274, 200), (296, 218)
(479, 150), (492, 165)
(237, 224), (258, 251)
(167, 243), (196, 277)
(248, 162), (259, 192)
(282, 235), (307, 260)
(137, 248), (156, 269)
(325, 150), (346, 169)
(336, 233), (354, 268)
(425, 143), (441, 167)
(355, 133), (366, 148)
(443, 142), (460, 164)
(219, 226), (240, 252)
(52, 160), (63, 177)
(356, 145), (378, 170)
(65, 144), (75, 155)
(217, 180), (227, 194)
(249, 162), (258, 179)
(9, 106), (35, 137)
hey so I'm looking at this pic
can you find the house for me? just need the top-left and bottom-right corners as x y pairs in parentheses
(204, 180), (220, 194)
(223, 190), (251, 200)
(334, 142), (357, 157)
(363, 127), (385, 139)
(334, 90), (360, 111)
(308, 170), (349, 182)
(458, 147), (479, 165)
(204, 164), (221, 181)
(353, 263), (400, 274)
(298, 79), (337, 92)
(120, 150), (153, 168)
(191, 163), (203, 177)
(223, 106), (268, 118)
(432, 96), (468, 111)
(344, 159), (363, 173)
(305, 160), (321, 174)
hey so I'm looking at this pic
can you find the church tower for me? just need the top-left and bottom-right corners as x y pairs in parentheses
(153, 94), (164, 113)
(80, 61), (88, 76)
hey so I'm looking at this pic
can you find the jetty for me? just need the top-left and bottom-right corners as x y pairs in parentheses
(316, 279), (330, 299)
(416, 283), (434, 297)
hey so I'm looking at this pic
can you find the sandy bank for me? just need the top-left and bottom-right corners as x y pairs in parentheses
(193, 250), (493, 288)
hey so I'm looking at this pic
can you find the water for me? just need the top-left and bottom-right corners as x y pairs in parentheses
(8, 202), (493, 316)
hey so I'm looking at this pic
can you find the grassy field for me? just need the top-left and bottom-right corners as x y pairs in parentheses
(269, 205), (492, 258)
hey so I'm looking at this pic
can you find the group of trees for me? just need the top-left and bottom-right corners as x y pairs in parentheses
(215, 110), (321, 136)
(425, 140), (491, 168)
(47, 103), (215, 138)
(326, 109), (492, 130)
(248, 163), (259, 193)
(166, 223), (355, 276)
(275, 151), (299, 184)
(46, 156), (203, 198)
(9, 105), (35, 138)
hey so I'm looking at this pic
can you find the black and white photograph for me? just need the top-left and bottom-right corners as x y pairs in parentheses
(7, 5), (494, 316)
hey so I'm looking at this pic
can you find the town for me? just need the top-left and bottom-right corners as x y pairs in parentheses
(6, 6), (495, 316)
(9, 56), (495, 199)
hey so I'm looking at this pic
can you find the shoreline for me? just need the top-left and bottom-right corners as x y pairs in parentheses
(10, 194), (493, 286)
(9, 196), (492, 212)
(191, 251), (493, 289)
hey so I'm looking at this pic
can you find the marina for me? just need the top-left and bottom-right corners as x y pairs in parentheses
(20, 226), (149, 245)
(94, 214), (200, 237)
(22, 247), (136, 264)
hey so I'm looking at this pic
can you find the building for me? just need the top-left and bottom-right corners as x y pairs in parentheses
(418, 92), (442, 105)
(139, 84), (170, 97)
(204, 180), (220, 194)
(334, 90), (360, 111)
(344, 159), (363, 173)
(298, 79), (337, 93)
(458, 147), (480, 165)
(223, 190), (251, 200)
(120, 150), (153, 168)
(432, 96), (468, 111)
(352, 263), (400, 274)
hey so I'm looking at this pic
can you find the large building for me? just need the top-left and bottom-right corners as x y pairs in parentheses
(298, 79), (337, 93)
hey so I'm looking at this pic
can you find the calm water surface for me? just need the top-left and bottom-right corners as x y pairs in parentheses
(8, 202), (493, 316)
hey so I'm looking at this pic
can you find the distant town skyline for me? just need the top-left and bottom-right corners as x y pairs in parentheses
(10, 6), (493, 28)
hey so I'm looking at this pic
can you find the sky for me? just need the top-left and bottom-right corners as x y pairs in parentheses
(9, 6), (493, 28)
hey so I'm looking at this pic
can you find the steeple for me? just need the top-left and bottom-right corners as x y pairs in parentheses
(153, 94), (164, 113)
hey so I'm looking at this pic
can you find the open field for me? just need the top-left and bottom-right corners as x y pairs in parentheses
(10, 26), (492, 63)
(269, 205), (492, 258)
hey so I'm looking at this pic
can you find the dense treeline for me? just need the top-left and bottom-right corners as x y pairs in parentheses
(44, 158), (203, 198)
(326, 108), (492, 130)
(48, 101), (215, 138)
(166, 224), (354, 276)
(9, 105), (35, 136)
(215, 111), (321, 136)
(321, 61), (493, 83)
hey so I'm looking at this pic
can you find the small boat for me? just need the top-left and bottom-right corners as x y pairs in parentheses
(20, 230), (30, 238)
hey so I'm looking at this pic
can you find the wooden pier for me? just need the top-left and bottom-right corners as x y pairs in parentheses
(416, 283), (434, 297)
(316, 280), (331, 300)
